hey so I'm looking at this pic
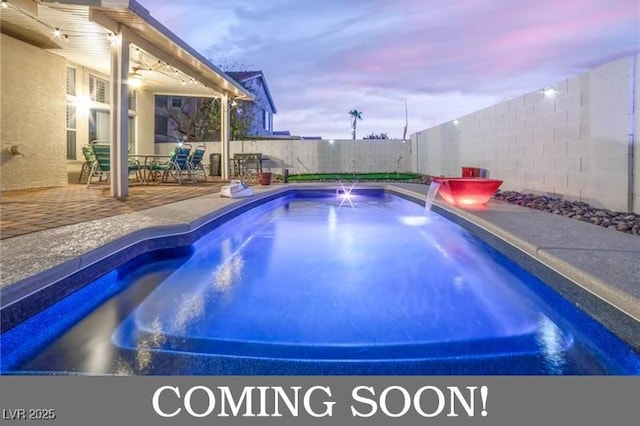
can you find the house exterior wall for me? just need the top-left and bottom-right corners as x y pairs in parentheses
(155, 139), (412, 174)
(137, 89), (156, 154)
(412, 54), (639, 212)
(64, 63), (146, 182)
(243, 78), (275, 137)
(1, 34), (67, 191)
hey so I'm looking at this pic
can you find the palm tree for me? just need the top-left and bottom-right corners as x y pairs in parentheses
(349, 109), (363, 139)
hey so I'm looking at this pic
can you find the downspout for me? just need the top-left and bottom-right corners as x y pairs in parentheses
(628, 55), (636, 213)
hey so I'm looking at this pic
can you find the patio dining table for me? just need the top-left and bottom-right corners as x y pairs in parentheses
(232, 153), (267, 176)
(128, 154), (172, 184)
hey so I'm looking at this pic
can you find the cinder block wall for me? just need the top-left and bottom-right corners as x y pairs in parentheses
(635, 56), (640, 214)
(156, 139), (412, 174)
(1, 34), (67, 191)
(412, 54), (639, 212)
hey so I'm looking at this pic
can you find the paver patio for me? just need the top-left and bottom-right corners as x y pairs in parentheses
(0, 180), (238, 240)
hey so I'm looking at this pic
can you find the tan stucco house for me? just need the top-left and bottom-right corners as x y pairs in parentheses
(1, 0), (253, 198)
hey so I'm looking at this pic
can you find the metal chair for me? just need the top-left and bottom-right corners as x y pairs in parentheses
(187, 145), (207, 182)
(86, 144), (142, 188)
(149, 143), (193, 184)
(78, 145), (97, 183)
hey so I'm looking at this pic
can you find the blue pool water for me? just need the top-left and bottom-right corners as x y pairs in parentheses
(2, 191), (639, 374)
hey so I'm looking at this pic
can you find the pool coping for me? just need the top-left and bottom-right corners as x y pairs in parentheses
(1, 183), (639, 351)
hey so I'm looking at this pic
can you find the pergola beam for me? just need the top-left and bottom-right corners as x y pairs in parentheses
(91, 9), (224, 98)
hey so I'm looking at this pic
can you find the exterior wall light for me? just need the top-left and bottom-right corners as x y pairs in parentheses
(128, 72), (143, 88)
(8, 144), (24, 156)
(74, 96), (91, 112)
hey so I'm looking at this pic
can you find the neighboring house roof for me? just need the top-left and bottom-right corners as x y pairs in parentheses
(226, 71), (263, 81)
(273, 130), (291, 136)
(302, 136), (322, 140)
(227, 71), (277, 113)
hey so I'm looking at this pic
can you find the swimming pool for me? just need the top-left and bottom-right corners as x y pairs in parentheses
(2, 189), (639, 374)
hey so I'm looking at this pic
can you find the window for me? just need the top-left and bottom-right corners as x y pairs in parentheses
(156, 95), (168, 108)
(155, 115), (168, 136)
(128, 116), (136, 153)
(89, 110), (136, 152)
(89, 75), (109, 104)
(66, 105), (76, 160)
(128, 89), (136, 111)
(66, 67), (76, 96)
(89, 109), (110, 143)
(262, 109), (270, 131)
(171, 97), (183, 109)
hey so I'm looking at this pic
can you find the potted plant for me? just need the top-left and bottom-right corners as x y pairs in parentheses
(258, 171), (272, 185)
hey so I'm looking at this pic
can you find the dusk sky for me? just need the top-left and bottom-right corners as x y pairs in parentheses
(140, 0), (639, 139)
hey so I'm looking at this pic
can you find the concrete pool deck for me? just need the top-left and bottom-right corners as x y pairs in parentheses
(1, 183), (638, 349)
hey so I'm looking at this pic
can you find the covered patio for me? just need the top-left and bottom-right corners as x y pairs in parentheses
(1, 0), (252, 198)
(0, 180), (231, 240)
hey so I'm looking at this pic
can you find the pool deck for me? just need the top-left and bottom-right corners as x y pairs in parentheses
(1, 183), (638, 348)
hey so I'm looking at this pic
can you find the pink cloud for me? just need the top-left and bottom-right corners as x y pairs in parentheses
(140, 0), (638, 138)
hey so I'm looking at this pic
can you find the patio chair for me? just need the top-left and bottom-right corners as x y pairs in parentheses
(187, 145), (207, 182)
(149, 143), (193, 184)
(78, 145), (97, 183)
(86, 144), (142, 188)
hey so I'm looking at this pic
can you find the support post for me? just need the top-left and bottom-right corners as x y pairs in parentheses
(221, 94), (231, 180)
(110, 28), (130, 199)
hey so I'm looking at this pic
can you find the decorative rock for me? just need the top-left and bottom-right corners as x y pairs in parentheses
(493, 189), (639, 236)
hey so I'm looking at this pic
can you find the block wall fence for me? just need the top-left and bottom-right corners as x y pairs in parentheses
(156, 55), (638, 212)
(411, 54), (640, 213)
(155, 139), (412, 175)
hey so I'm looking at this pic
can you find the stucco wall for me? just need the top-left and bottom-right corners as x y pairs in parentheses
(136, 89), (156, 154)
(1, 34), (67, 191)
(412, 54), (639, 212)
(155, 139), (412, 175)
(634, 55), (640, 213)
(244, 78), (274, 137)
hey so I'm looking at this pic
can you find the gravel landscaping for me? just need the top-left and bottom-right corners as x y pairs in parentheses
(493, 190), (640, 236)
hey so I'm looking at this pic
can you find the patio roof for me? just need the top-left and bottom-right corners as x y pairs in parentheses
(1, 0), (253, 100)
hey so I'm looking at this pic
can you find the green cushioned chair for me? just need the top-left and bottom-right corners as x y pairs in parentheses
(149, 143), (193, 184)
(86, 144), (142, 188)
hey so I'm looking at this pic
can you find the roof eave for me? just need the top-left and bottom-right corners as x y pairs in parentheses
(232, 72), (277, 113)
(126, 0), (253, 100)
(46, 0), (253, 100)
